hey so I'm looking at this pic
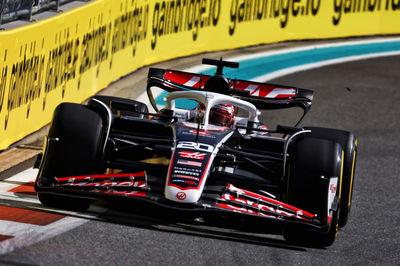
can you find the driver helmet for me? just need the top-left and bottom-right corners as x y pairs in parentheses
(210, 104), (237, 127)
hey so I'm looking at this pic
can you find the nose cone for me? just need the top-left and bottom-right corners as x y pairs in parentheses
(164, 186), (203, 203)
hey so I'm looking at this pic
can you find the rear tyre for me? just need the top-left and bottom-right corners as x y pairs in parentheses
(305, 127), (358, 227)
(283, 138), (343, 247)
(37, 103), (104, 211)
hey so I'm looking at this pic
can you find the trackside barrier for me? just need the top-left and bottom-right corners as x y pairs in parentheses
(0, 0), (76, 25)
(1, 0), (400, 150)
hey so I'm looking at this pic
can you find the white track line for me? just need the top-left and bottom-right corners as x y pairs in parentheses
(0, 168), (40, 204)
(0, 217), (87, 255)
(0, 168), (38, 190)
(0, 168), (93, 255)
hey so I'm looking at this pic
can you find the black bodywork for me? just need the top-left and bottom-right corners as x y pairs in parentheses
(34, 59), (356, 246)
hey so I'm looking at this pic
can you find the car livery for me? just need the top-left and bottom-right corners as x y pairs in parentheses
(34, 58), (357, 247)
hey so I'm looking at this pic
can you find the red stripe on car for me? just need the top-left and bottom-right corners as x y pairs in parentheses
(227, 184), (315, 218)
(56, 172), (145, 181)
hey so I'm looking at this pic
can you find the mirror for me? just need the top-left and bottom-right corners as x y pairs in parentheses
(147, 86), (199, 111)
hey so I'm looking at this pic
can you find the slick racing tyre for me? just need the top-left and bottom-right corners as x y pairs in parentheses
(305, 127), (358, 227)
(283, 138), (343, 247)
(37, 103), (104, 211)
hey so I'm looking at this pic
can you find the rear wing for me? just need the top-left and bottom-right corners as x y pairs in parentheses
(146, 68), (313, 112)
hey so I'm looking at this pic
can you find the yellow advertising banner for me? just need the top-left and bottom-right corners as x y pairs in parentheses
(0, 0), (400, 150)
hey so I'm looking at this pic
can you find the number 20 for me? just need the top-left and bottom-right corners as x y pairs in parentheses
(177, 142), (213, 152)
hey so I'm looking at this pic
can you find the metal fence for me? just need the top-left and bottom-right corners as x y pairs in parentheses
(0, 0), (79, 25)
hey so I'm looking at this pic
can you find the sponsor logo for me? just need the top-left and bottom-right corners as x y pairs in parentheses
(217, 203), (273, 217)
(172, 175), (199, 181)
(181, 123), (226, 132)
(101, 191), (147, 197)
(61, 181), (146, 188)
(330, 184), (337, 194)
(188, 130), (211, 136)
(222, 193), (299, 218)
(177, 159), (202, 167)
(183, 76), (201, 87)
(176, 192), (187, 200)
(174, 169), (200, 176)
(327, 177), (338, 217)
(174, 167), (201, 173)
(178, 151), (206, 160)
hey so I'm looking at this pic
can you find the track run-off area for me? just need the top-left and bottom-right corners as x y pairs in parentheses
(1, 37), (399, 265)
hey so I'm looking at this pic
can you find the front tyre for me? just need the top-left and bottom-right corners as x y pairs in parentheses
(283, 138), (343, 247)
(36, 103), (104, 211)
(305, 127), (358, 227)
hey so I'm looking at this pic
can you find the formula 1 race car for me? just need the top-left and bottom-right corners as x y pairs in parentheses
(34, 58), (357, 247)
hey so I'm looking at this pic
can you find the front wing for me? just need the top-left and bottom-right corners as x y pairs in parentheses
(35, 172), (328, 232)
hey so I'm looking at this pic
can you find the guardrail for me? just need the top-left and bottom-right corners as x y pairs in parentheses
(0, 0), (79, 25)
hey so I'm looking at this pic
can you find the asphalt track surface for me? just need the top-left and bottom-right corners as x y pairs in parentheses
(1, 42), (400, 265)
